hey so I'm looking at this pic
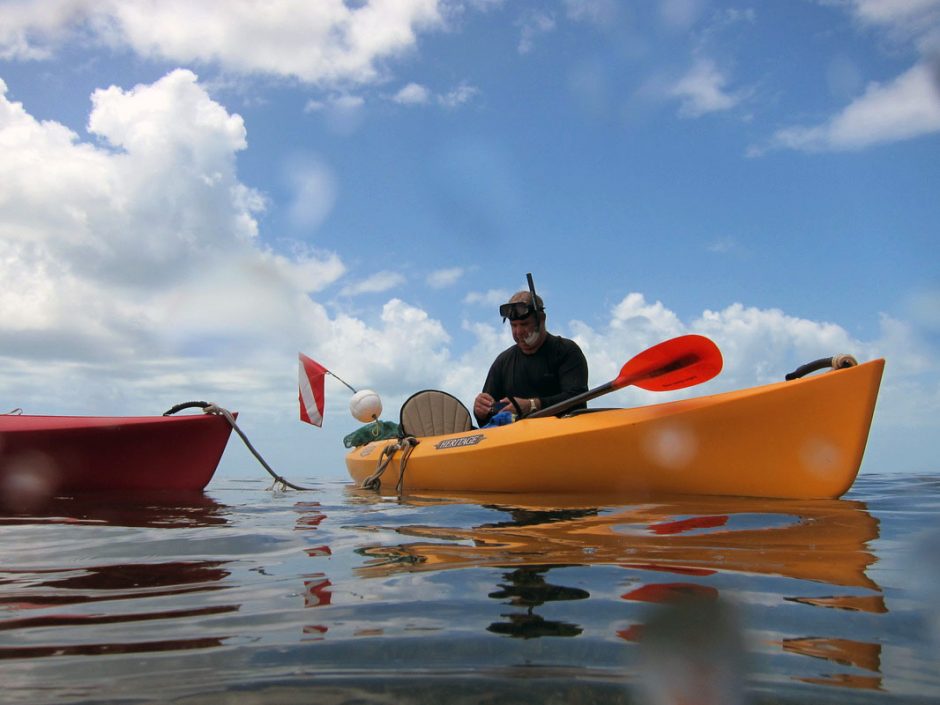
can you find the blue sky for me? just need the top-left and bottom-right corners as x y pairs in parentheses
(1, 0), (938, 482)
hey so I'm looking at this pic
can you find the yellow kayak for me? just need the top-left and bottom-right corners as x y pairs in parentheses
(346, 358), (884, 499)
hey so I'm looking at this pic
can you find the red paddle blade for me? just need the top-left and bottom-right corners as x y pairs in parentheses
(614, 335), (722, 392)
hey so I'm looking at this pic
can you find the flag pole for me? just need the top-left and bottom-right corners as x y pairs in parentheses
(326, 370), (358, 394)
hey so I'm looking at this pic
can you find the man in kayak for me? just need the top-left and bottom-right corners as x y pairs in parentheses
(473, 290), (588, 426)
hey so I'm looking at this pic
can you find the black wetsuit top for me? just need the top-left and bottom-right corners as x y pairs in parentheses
(476, 333), (588, 425)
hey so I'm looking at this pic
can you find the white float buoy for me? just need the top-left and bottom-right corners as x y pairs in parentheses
(349, 389), (383, 423)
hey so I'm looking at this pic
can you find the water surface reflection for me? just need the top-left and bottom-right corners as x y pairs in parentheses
(487, 565), (589, 638)
(1, 493), (238, 662)
(350, 489), (887, 692)
(3, 478), (936, 705)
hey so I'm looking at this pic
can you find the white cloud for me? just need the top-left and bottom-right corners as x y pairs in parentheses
(0, 0), (94, 60)
(848, 0), (940, 21)
(763, 62), (940, 151)
(303, 93), (366, 134)
(0, 69), (456, 441)
(318, 298), (452, 394)
(426, 267), (464, 288)
(328, 94), (366, 111)
(438, 81), (480, 108)
(840, 0), (940, 43)
(517, 9), (555, 54)
(564, 294), (934, 446)
(340, 271), (407, 296)
(603, 293), (685, 350)
(392, 81), (479, 108)
(692, 302), (868, 387)
(1, 70), (258, 292)
(394, 82), (430, 105)
(670, 57), (741, 117)
(753, 0), (940, 154)
(156, 249), (343, 348)
(0, 0), (445, 85)
(0, 69), (343, 383)
(464, 288), (511, 307)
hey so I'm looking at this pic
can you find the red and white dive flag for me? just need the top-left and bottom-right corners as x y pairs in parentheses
(298, 353), (327, 427)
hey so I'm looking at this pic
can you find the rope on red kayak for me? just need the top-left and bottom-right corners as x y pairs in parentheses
(361, 436), (419, 494)
(164, 401), (315, 492)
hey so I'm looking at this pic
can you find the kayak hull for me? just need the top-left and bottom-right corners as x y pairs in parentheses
(346, 360), (885, 499)
(0, 413), (234, 494)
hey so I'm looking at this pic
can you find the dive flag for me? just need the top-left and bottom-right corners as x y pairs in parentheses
(299, 353), (327, 427)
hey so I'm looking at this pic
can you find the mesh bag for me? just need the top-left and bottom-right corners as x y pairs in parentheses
(343, 420), (401, 448)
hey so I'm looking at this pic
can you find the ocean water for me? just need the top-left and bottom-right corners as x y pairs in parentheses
(1, 472), (939, 704)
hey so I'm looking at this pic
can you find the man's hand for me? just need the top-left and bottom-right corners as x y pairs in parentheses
(474, 392), (497, 420)
(507, 396), (537, 416)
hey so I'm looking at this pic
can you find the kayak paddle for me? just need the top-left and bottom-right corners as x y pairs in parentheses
(528, 334), (723, 419)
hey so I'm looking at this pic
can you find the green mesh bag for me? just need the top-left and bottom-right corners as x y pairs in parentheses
(343, 420), (401, 448)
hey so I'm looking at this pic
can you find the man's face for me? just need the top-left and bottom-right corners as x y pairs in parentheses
(511, 313), (541, 353)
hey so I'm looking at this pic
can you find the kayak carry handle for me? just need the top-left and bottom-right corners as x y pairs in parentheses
(785, 354), (858, 381)
(163, 401), (212, 416)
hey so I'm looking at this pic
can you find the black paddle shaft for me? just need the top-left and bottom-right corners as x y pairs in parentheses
(528, 380), (615, 419)
(528, 353), (700, 419)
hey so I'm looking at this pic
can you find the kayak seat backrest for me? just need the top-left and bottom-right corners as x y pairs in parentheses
(399, 390), (474, 437)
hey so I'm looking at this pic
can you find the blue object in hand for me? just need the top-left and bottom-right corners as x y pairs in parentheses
(483, 410), (515, 428)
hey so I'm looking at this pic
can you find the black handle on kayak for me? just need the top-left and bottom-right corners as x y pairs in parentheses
(163, 401), (212, 416)
(785, 354), (858, 381)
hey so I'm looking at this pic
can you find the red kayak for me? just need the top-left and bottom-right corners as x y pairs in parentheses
(0, 412), (233, 495)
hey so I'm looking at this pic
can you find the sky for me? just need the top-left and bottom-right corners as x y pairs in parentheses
(1, 0), (938, 485)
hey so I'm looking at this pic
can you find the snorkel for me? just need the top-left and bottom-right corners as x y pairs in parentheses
(523, 272), (543, 347)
